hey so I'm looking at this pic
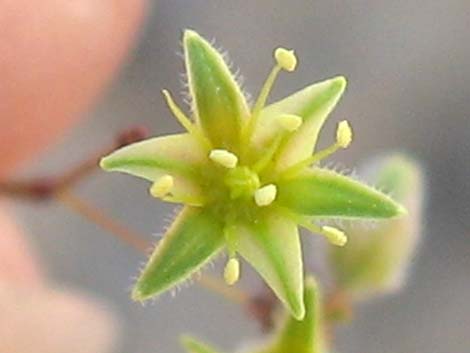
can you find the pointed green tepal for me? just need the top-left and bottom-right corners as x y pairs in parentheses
(100, 133), (205, 200)
(277, 168), (406, 219)
(256, 76), (346, 170)
(182, 336), (223, 353)
(132, 207), (224, 301)
(254, 277), (324, 353)
(184, 30), (249, 150)
(236, 212), (305, 320)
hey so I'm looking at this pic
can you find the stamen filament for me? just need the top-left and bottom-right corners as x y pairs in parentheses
(242, 65), (282, 149)
(280, 120), (354, 178)
(162, 89), (211, 150)
(252, 65), (282, 121)
(281, 143), (341, 178)
(252, 134), (284, 173)
(252, 115), (303, 175)
(161, 194), (205, 207)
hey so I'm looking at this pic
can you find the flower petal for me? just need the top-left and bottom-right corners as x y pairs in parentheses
(184, 30), (249, 149)
(100, 133), (205, 200)
(132, 207), (224, 301)
(329, 154), (423, 299)
(277, 168), (405, 219)
(236, 211), (304, 319)
(255, 76), (346, 169)
(253, 277), (324, 353)
(181, 336), (223, 353)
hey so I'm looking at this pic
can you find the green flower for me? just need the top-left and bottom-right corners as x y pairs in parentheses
(182, 277), (326, 353)
(100, 29), (405, 319)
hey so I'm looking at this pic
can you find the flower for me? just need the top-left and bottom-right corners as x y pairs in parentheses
(100, 29), (405, 319)
(181, 277), (325, 353)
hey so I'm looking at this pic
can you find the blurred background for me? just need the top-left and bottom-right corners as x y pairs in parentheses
(6, 1), (469, 352)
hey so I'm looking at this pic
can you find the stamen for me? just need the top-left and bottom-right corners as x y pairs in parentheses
(254, 184), (277, 206)
(280, 120), (354, 178)
(242, 46), (298, 150)
(252, 115), (300, 174)
(162, 89), (211, 149)
(209, 149), (238, 169)
(277, 114), (303, 132)
(252, 134), (284, 173)
(298, 221), (348, 247)
(336, 120), (353, 148)
(224, 257), (240, 285)
(274, 47), (298, 72)
(322, 226), (348, 246)
(150, 175), (174, 198)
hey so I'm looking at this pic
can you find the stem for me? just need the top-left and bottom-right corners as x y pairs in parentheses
(56, 190), (149, 253)
(0, 125), (149, 201)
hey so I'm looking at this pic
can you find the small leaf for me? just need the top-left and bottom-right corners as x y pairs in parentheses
(236, 211), (304, 319)
(181, 336), (223, 353)
(184, 30), (249, 150)
(277, 168), (405, 219)
(132, 207), (224, 301)
(100, 133), (205, 199)
(330, 154), (423, 299)
(254, 76), (346, 169)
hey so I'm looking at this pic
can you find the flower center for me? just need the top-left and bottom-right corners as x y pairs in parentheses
(224, 166), (260, 200)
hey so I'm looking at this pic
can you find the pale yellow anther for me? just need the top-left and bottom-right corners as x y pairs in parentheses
(150, 175), (174, 198)
(209, 149), (238, 169)
(322, 226), (348, 246)
(254, 184), (277, 207)
(224, 257), (240, 285)
(336, 120), (353, 148)
(274, 47), (297, 72)
(277, 114), (303, 132)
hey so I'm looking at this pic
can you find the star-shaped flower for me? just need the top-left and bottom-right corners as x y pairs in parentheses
(182, 277), (326, 353)
(100, 29), (405, 319)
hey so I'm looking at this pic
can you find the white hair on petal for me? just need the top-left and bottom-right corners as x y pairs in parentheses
(176, 51), (184, 60)
(151, 231), (164, 240)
